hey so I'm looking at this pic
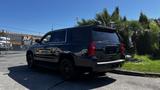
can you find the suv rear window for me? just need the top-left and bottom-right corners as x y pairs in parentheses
(92, 30), (120, 44)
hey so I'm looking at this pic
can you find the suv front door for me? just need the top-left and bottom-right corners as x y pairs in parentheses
(43, 30), (66, 63)
(34, 33), (53, 62)
(35, 30), (67, 63)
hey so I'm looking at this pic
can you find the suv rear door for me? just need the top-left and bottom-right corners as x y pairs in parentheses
(92, 28), (121, 62)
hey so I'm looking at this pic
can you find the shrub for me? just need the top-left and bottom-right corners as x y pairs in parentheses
(136, 31), (152, 54)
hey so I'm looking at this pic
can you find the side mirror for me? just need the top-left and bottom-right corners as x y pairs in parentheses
(35, 39), (40, 43)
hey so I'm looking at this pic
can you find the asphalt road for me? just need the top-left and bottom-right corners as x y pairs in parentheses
(0, 51), (160, 90)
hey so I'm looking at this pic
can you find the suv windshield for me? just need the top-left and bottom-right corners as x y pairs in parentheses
(92, 30), (120, 44)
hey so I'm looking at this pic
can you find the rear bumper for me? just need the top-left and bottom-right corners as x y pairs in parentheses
(75, 57), (125, 72)
(93, 59), (125, 72)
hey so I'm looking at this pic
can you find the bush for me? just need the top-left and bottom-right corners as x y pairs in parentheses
(136, 31), (152, 54)
(134, 21), (160, 55)
(149, 21), (160, 56)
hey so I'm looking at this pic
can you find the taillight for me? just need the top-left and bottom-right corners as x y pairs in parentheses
(120, 43), (125, 55)
(87, 42), (96, 56)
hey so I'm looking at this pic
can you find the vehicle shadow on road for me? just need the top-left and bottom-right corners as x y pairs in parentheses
(8, 65), (116, 90)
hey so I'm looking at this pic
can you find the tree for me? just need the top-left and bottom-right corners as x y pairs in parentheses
(111, 7), (120, 22)
(77, 7), (121, 27)
(95, 8), (110, 26)
(77, 8), (110, 26)
(77, 19), (98, 26)
(155, 19), (160, 27)
(76, 7), (160, 55)
(135, 21), (160, 55)
(149, 21), (160, 55)
(149, 21), (160, 32)
(129, 21), (143, 31)
(139, 12), (149, 29)
(122, 16), (127, 22)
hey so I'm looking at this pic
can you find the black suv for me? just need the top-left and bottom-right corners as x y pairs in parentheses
(26, 25), (125, 79)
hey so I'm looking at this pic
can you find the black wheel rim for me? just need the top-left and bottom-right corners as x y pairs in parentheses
(63, 61), (72, 74)
(61, 60), (73, 79)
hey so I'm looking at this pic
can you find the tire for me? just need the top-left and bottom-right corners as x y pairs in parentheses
(59, 59), (76, 80)
(26, 53), (35, 68)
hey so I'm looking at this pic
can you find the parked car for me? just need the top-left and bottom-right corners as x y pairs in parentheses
(26, 25), (125, 79)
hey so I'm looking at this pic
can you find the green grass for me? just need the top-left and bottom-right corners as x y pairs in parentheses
(122, 55), (160, 73)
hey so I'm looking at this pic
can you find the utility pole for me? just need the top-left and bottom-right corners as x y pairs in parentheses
(38, 32), (41, 36)
(51, 25), (54, 31)
(76, 17), (79, 23)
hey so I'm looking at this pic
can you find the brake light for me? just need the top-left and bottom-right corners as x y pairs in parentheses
(88, 42), (96, 56)
(120, 43), (125, 55)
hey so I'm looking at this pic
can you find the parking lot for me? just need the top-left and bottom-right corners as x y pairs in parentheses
(0, 51), (160, 90)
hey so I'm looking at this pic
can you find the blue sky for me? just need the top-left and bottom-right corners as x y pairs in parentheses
(0, 0), (160, 35)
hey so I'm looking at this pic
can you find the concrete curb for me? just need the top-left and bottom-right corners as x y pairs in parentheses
(109, 69), (160, 78)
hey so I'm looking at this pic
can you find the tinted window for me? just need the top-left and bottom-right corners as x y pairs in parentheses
(92, 31), (120, 44)
(41, 34), (52, 44)
(51, 30), (66, 42)
(71, 29), (91, 43)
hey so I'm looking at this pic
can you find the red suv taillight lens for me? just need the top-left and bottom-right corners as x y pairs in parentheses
(88, 42), (96, 56)
(120, 43), (125, 55)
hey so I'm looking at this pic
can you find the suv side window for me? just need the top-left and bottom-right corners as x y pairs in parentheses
(41, 34), (52, 44)
(50, 30), (66, 43)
